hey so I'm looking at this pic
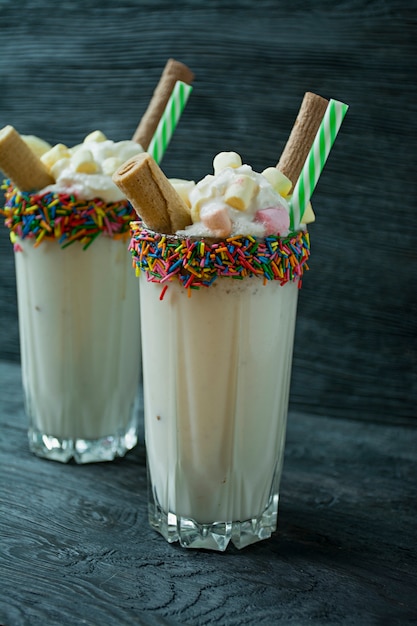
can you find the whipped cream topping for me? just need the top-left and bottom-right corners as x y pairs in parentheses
(36, 131), (144, 203)
(173, 152), (294, 239)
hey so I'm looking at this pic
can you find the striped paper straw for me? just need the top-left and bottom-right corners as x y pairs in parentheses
(148, 80), (193, 164)
(289, 98), (349, 231)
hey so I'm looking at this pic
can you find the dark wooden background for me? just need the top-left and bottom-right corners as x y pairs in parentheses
(1, 0), (416, 425)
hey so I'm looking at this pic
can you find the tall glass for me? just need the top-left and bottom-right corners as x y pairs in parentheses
(14, 235), (141, 463)
(134, 227), (306, 551)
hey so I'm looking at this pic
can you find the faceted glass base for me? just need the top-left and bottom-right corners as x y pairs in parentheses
(149, 490), (279, 551)
(27, 401), (140, 463)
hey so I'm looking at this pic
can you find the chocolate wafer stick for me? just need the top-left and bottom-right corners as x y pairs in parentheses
(113, 153), (192, 234)
(0, 125), (55, 192)
(276, 92), (328, 191)
(132, 58), (195, 149)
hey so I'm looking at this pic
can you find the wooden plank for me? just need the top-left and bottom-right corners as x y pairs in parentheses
(1, 361), (416, 625)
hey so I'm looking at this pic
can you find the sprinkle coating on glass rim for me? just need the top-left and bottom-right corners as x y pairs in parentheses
(129, 220), (310, 291)
(1, 180), (136, 249)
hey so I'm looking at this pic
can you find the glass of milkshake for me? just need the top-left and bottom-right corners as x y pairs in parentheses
(114, 150), (312, 550)
(1, 127), (143, 463)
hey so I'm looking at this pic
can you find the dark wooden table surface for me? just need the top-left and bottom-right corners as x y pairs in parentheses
(1, 360), (416, 626)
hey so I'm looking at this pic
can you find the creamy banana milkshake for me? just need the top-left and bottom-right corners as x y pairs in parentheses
(113, 89), (348, 550)
(15, 236), (140, 459)
(116, 150), (311, 549)
(140, 274), (299, 535)
(0, 60), (196, 463)
(1, 128), (143, 463)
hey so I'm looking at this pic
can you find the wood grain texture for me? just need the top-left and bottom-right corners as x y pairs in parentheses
(0, 0), (416, 425)
(1, 361), (416, 626)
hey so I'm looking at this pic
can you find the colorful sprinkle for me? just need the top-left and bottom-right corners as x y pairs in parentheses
(129, 222), (310, 290)
(1, 180), (136, 249)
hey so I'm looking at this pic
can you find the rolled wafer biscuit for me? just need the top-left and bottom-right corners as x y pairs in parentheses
(276, 92), (328, 191)
(132, 58), (195, 149)
(0, 125), (55, 191)
(113, 153), (192, 234)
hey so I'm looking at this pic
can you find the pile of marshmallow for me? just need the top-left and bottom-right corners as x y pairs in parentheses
(22, 131), (143, 203)
(172, 152), (314, 239)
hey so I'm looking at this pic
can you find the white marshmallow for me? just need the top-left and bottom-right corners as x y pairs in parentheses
(261, 167), (292, 197)
(213, 151), (242, 175)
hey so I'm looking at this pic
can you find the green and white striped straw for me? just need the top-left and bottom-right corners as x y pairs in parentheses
(289, 98), (349, 231)
(148, 80), (193, 164)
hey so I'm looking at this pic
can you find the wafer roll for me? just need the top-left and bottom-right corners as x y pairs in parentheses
(0, 125), (55, 191)
(132, 59), (195, 149)
(113, 153), (192, 234)
(276, 92), (328, 191)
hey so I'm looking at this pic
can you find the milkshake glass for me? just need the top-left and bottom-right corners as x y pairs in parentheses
(115, 91), (348, 549)
(14, 235), (141, 463)
(1, 130), (144, 463)
(130, 224), (310, 551)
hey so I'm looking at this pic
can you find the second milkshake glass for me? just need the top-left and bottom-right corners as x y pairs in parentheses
(2, 178), (142, 464)
(15, 235), (141, 463)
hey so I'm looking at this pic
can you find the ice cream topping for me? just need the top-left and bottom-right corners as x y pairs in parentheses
(128, 152), (311, 293)
(38, 130), (144, 203)
(1, 131), (143, 248)
(173, 151), (298, 240)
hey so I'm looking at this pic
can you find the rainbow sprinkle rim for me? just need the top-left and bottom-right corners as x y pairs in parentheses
(1, 180), (136, 249)
(129, 221), (310, 292)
